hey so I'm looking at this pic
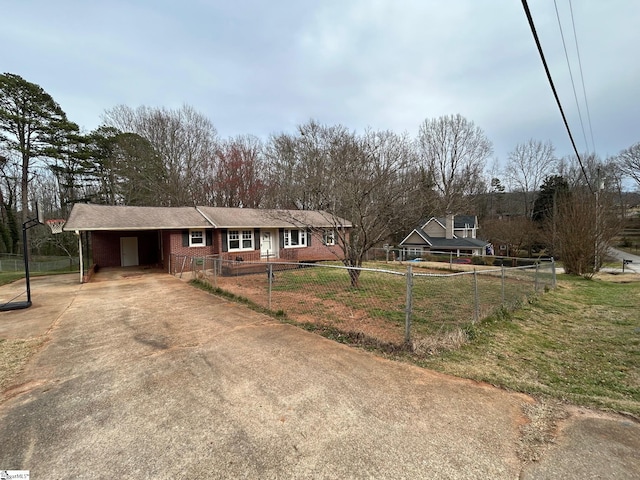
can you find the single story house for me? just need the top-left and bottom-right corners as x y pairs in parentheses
(63, 204), (351, 281)
(398, 214), (490, 259)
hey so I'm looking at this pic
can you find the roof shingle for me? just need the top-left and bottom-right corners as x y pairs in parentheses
(63, 204), (351, 231)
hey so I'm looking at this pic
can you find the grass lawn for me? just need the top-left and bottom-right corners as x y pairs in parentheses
(418, 274), (640, 416)
(0, 272), (29, 287)
(196, 266), (638, 417)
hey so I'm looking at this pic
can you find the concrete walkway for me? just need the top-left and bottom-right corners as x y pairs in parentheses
(0, 269), (638, 479)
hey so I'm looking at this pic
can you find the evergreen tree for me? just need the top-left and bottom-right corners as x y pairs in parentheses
(532, 175), (570, 223)
(0, 72), (79, 222)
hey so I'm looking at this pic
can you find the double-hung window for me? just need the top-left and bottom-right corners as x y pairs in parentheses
(189, 230), (204, 247)
(323, 229), (335, 246)
(283, 229), (306, 248)
(228, 230), (254, 251)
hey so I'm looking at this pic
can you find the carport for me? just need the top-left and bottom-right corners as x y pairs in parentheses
(64, 204), (213, 281)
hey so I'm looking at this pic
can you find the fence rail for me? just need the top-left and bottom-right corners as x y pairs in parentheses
(171, 254), (556, 351)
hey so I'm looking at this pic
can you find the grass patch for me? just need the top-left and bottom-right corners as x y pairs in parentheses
(193, 264), (638, 416)
(0, 272), (28, 287)
(0, 270), (79, 287)
(418, 274), (640, 416)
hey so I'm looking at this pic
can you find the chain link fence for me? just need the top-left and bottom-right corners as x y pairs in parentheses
(172, 254), (556, 351)
(0, 255), (80, 272)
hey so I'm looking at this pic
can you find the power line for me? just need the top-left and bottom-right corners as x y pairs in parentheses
(568, 0), (597, 154)
(520, 0), (593, 193)
(553, 0), (589, 154)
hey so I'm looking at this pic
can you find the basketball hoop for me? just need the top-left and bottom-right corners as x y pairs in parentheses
(46, 219), (66, 234)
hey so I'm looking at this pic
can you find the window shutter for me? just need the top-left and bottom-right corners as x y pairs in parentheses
(182, 230), (189, 247)
(307, 228), (312, 246)
(279, 229), (285, 248)
(221, 229), (228, 252)
(254, 229), (260, 250)
(206, 230), (213, 246)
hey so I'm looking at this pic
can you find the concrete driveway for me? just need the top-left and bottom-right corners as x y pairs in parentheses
(0, 269), (638, 479)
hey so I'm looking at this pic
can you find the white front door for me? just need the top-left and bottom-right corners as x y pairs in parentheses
(260, 230), (277, 259)
(120, 236), (139, 267)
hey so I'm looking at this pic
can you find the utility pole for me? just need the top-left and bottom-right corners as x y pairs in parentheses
(594, 167), (603, 272)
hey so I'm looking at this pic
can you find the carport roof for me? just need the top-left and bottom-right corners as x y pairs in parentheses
(63, 204), (351, 231)
(64, 204), (211, 231)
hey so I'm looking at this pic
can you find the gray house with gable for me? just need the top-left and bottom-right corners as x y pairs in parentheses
(398, 214), (490, 259)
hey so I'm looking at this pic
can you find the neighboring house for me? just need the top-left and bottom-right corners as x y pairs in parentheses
(398, 214), (490, 259)
(64, 204), (350, 281)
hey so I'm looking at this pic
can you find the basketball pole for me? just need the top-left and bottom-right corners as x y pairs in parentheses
(22, 215), (42, 307)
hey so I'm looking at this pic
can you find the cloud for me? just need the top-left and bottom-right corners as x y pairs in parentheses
(2, 0), (638, 168)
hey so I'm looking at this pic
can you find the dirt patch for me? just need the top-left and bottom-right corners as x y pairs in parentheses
(209, 276), (405, 345)
(518, 398), (569, 462)
(0, 338), (43, 393)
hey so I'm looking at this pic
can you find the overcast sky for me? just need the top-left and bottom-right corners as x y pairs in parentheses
(2, 0), (639, 170)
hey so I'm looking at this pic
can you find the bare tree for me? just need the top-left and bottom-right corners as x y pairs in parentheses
(265, 121), (419, 287)
(102, 104), (217, 206)
(482, 216), (539, 257)
(505, 139), (556, 218)
(617, 142), (640, 189)
(554, 187), (621, 278)
(417, 114), (492, 214)
(263, 120), (344, 210)
(208, 135), (266, 208)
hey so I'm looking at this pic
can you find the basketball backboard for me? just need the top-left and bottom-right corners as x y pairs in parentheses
(36, 201), (45, 224)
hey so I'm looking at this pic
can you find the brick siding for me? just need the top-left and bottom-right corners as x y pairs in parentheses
(92, 228), (346, 273)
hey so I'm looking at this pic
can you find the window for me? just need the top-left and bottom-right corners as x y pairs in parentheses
(323, 229), (335, 246)
(228, 230), (254, 251)
(284, 229), (306, 248)
(189, 230), (204, 247)
(242, 230), (253, 249)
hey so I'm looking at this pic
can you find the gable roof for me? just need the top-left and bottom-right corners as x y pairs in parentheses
(398, 229), (488, 249)
(196, 206), (349, 229)
(64, 204), (211, 231)
(63, 204), (351, 232)
(422, 215), (478, 230)
(399, 214), (487, 250)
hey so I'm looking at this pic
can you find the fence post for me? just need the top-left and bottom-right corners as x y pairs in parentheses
(535, 263), (540, 293)
(268, 263), (273, 310)
(501, 264), (506, 305)
(404, 265), (413, 345)
(473, 269), (479, 324)
(551, 257), (556, 289)
(212, 257), (218, 288)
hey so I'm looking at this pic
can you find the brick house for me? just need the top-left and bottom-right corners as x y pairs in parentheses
(64, 204), (351, 281)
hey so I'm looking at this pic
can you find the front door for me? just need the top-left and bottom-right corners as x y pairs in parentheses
(120, 236), (139, 267)
(260, 230), (276, 259)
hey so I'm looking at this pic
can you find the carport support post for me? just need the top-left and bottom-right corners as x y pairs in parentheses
(77, 231), (83, 283)
(404, 265), (413, 345)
